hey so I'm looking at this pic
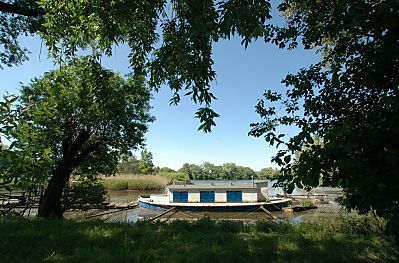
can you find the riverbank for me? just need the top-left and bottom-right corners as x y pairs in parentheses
(1, 217), (397, 262)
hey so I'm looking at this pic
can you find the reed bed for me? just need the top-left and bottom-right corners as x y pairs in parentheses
(100, 173), (190, 191)
(101, 174), (169, 191)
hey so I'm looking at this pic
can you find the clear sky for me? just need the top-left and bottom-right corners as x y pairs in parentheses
(0, 34), (319, 171)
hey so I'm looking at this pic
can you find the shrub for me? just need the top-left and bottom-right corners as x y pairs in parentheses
(255, 220), (293, 233)
(62, 177), (107, 211)
(157, 172), (190, 183)
(217, 220), (243, 233)
(301, 199), (315, 207)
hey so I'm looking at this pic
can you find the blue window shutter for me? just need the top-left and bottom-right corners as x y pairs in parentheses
(173, 191), (188, 202)
(227, 191), (242, 202)
(200, 191), (215, 202)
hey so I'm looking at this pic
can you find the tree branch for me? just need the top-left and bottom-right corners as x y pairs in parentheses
(73, 140), (105, 166)
(0, 1), (41, 17)
(62, 129), (91, 160)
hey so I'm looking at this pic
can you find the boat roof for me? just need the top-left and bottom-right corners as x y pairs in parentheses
(166, 182), (266, 190)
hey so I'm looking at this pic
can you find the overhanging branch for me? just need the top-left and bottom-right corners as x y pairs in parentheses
(0, 1), (41, 17)
(73, 139), (105, 166)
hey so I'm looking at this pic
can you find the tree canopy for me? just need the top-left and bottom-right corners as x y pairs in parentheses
(249, 0), (399, 236)
(1, 0), (398, 239)
(178, 162), (261, 180)
(0, 57), (153, 217)
(0, 0), (273, 131)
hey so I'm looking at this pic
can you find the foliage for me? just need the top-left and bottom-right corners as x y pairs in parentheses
(139, 149), (154, 174)
(178, 162), (260, 180)
(0, 0), (274, 131)
(157, 172), (190, 183)
(62, 176), (107, 211)
(116, 155), (141, 174)
(0, 57), (153, 217)
(300, 199), (315, 208)
(0, 1), (40, 69)
(158, 167), (176, 173)
(0, 94), (52, 194)
(117, 149), (156, 175)
(249, 0), (399, 236)
(0, 217), (396, 263)
(257, 167), (279, 179)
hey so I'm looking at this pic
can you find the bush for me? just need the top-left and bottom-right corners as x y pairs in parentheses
(62, 177), (107, 211)
(157, 172), (190, 182)
(301, 199), (315, 207)
(341, 218), (374, 237)
(217, 220), (243, 233)
(255, 220), (293, 233)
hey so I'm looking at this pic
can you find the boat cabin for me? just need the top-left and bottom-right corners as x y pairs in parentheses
(165, 182), (269, 203)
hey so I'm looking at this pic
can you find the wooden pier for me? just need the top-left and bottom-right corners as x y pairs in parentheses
(104, 202), (139, 209)
(1, 187), (141, 217)
(276, 193), (329, 204)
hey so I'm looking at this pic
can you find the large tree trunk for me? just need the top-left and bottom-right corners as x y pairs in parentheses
(38, 165), (71, 218)
(37, 131), (100, 218)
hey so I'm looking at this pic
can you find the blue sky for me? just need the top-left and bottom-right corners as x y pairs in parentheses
(0, 35), (318, 171)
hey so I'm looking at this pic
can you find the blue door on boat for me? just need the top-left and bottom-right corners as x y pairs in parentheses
(173, 191), (188, 202)
(200, 191), (215, 202)
(226, 191), (242, 202)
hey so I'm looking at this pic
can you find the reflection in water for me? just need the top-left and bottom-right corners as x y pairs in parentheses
(290, 216), (302, 224)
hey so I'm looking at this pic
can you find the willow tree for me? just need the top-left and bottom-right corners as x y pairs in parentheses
(0, 0), (273, 131)
(4, 57), (153, 218)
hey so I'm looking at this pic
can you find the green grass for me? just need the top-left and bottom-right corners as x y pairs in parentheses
(0, 217), (397, 263)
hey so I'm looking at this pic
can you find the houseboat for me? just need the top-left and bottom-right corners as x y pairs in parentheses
(138, 181), (291, 212)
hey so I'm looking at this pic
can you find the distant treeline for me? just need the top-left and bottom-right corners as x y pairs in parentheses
(177, 162), (279, 180)
(117, 151), (279, 180)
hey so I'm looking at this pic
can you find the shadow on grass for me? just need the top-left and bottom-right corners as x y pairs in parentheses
(0, 217), (397, 263)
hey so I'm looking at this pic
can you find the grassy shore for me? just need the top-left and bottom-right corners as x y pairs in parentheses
(0, 217), (397, 263)
(100, 173), (189, 191)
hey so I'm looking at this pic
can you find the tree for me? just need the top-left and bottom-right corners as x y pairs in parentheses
(158, 167), (176, 173)
(222, 163), (238, 180)
(139, 149), (154, 175)
(117, 155), (141, 174)
(235, 166), (257, 180)
(178, 163), (192, 178)
(250, 0), (399, 238)
(189, 164), (203, 180)
(201, 162), (217, 179)
(1, 57), (153, 217)
(0, 0), (273, 131)
(257, 167), (279, 179)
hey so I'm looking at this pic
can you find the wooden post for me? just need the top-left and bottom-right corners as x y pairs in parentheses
(150, 207), (177, 221)
(259, 205), (277, 219)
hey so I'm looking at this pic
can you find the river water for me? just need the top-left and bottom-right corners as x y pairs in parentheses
(64, 180), (358, 223)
